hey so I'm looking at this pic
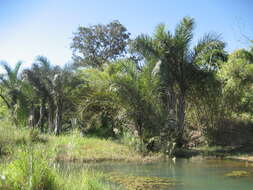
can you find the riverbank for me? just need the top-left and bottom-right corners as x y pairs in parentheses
(185, 146), (253, 163)
(226, 155), (253, 162)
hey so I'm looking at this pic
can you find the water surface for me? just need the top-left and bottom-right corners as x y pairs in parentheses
(59, 157), (253, 190)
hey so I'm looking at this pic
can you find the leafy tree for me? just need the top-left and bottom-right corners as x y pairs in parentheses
(187, 47), (252, 144)
(218, 49), (253, 116)
(71, 20), (130, 69)
(186, 70), (224, 144)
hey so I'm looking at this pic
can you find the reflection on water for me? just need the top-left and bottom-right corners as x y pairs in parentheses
(58, 157), (253, 190)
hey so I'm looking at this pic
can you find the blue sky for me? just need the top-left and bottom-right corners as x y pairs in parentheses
(0, 0), (252, 68)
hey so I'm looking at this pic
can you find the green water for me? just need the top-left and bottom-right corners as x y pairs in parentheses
(59, 157), (253, 190)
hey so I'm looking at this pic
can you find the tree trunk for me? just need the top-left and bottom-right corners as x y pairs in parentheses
(177, 94), (185, 131)
(176, 93), (185, 147)
(165, 88), (177, 130)
(36, 99), (45, 132)
(48, 100), (55, 133)
(54, 98), (62, 135)
(28, 104), (35, 129)
(167, 88), (176, 113)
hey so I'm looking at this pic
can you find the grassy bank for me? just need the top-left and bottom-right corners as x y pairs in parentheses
(47, 133), (162, 163)
(0, 121), (161, 163)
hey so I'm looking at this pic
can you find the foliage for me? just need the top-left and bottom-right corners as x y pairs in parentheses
(218, 49), (253, 116)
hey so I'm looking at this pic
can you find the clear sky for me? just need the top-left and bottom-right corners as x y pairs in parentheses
(0, 0), (252, 69)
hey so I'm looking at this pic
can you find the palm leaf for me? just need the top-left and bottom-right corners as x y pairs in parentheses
(174, 16), (195, 52)
(35, 56), (51, 71)
(13, 61), (22, 78)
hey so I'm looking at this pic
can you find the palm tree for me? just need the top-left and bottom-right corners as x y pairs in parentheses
(0, 61), (28, 126)
(23, 56), (80, 135)
(109, 59), (163, 148)
(132, 17), (227, 145)
(22, 56), (56, 132)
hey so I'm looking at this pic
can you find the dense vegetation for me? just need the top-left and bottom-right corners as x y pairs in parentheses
(1, 17), (253, 150)
(0, 17), (252, 189)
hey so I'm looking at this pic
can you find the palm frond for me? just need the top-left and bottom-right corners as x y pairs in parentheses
(133, 34), (158, 59)
(194, 33), (225, 54)
(35, 56), (51, 70)
(0, 61), (12, 77)
(13, 61), (22, 78)
(154, 24), (167, 40)
(174, 16), (195, 50)
(194, 33), (227, 70)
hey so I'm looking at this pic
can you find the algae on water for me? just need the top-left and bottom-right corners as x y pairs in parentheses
(225, 170), (250, 177)
(108, 172), (181, 190)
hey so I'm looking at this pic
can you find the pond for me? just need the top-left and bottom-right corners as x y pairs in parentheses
(58, 157), (253, 190)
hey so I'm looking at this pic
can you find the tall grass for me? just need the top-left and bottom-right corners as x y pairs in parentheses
(0, 121), (27, 157)
(0, 149), (60, 190)
(0, 147), (117, 190)
(61, 170), (113, 190)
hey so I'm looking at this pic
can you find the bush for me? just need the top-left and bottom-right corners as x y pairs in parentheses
(120, 130), (147, 152)
(0, 149), (60, 190)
